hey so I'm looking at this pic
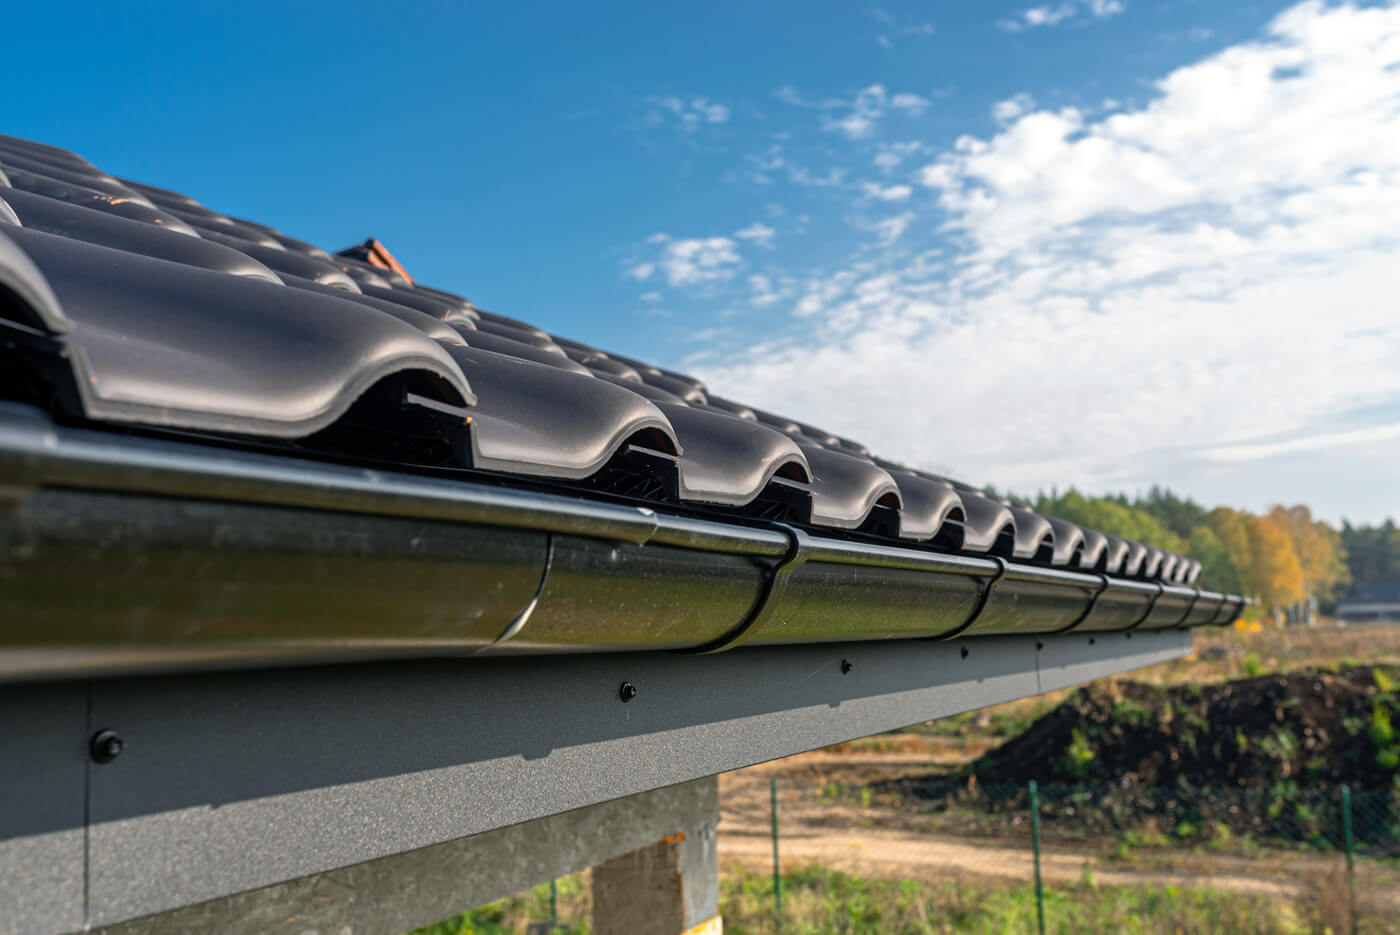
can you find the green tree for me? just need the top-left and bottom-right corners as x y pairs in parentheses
(1137, 486), (1209, 541)
(1187, 526), (1243, 595)
(1036, 490), (1184, 552)
(1341, 519), (1400, 585)
(1207, 507), (1254, 589)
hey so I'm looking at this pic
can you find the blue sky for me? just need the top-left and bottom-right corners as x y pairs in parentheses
(5, 1), (1398, 524)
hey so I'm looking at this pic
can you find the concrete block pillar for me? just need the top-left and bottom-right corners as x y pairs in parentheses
(592, 791), (720, 935)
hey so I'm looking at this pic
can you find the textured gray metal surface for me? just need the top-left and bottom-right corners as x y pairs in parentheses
(1036, 628), (1191, 693)
(0, 683), (87, 935)
(0, 629), (1189, 933)
(93, 777), (719, 935)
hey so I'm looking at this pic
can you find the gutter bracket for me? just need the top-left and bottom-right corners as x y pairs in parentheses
(1171, 588), (1203, 630)
(1123, 580), (1166, 631)
(930, 555), (1007, 642)
(1050, 572), (1110, 635)
(685, 523), (811, 654)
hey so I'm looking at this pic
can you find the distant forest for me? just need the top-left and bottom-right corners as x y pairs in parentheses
(1027, 486), (1393, 614)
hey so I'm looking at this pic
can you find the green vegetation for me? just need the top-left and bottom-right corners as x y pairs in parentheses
(719, 866), (1310, 935)
(1034, 487), (1358, 614)
(1242, 652), (1263, 678)
(1341, 519), (1400, 586)
(407, 875), (588, 935)
(407, 864), (1378, 935)
(1056, 728), (1096, 781)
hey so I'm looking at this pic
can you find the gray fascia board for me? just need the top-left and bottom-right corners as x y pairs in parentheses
(0, 629), (1189, 932)
(91, 777), (722, 935)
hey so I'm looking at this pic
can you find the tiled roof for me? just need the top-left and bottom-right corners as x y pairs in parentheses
(0, 132), (1202, 586)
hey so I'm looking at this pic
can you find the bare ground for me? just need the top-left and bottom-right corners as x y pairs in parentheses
(718, 751), (1400, 910)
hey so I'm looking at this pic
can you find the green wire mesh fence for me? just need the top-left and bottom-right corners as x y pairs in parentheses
(409, 775), (1400, 934)
(744, 775), (1400, 935)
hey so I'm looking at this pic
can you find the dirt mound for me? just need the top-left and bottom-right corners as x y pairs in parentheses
(888, 666), (1400, 851)
(966, 666), (1400, 791)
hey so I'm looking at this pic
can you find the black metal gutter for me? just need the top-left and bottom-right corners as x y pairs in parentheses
(0, 403), (1244, 682)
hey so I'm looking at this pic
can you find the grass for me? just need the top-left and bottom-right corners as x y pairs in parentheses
(407, 874), (589, 935)
(406, 864), (1392, 935)
(724, 865), (1314, 935)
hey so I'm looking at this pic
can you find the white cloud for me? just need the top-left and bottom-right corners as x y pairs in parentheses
(644, 94), (731, 132)
(788, 165), (848, 187)
(784, 83), (931, 139)
(871, 211), (914, 245)
(1000, 0), (1124, 31)
(992, 93), (1035, 123)
(873, 141), (924, 172)
(637, 234), (743, 287)
(871, 8), (935, 45)
(773, 86), (845, 110)
(891, 93), (931, 114)
(1086, 0), (1124, 17)
(747, 274), (795, 308)
(734, 222), (777, 248)
(694, 0), (1400, 521)
(1198, 422), (1400, 464)
(821, 84), (891, 139)
(861, 181), (914, 202)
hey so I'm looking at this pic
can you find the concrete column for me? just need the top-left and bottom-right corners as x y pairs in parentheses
(593, 815), (720, 935)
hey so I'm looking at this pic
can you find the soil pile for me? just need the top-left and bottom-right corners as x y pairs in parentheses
(891, 666), (1400, 850)
(966, 666), (1400, 791)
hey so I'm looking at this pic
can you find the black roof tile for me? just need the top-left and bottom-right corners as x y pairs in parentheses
(0, 133), (1206, 584)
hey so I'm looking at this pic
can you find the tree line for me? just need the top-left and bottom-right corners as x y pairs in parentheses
(1030, 487), (1392, 615)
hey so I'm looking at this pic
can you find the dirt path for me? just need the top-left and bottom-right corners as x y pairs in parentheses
(719, 751), (1400, 908)
(720, 826), (1301, 898)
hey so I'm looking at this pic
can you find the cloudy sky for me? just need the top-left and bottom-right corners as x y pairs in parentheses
(6, 1), (1397, 523)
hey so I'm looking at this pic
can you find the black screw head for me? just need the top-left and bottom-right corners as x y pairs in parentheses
(619, 681), (637, 703)
(840, 659), (854, 674)
(90, 729), (124, 764)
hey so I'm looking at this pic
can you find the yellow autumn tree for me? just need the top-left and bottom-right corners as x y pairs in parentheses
(1247, 512), (1306, 609)
(1269, 505), (1350, 604)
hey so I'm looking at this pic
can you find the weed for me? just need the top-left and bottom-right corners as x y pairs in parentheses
(1112, 699), (1151, 724)
(714, 865), (1310, 935)
(1057, 728), (1096, 781)
(1370, 704), (1394, 749)
(1260, 727), (1300, 762)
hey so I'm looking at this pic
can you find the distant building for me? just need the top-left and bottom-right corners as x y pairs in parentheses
(1336, 578), (1400, 622)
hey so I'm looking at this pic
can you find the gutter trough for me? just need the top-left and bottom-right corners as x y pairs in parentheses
(0, 403), (1243, 683)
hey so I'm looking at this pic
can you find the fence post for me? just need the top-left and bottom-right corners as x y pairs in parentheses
(1341, 784), (1357, 935)
(1030, 780), (1046, 935)
(771, 776), (782, 934)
